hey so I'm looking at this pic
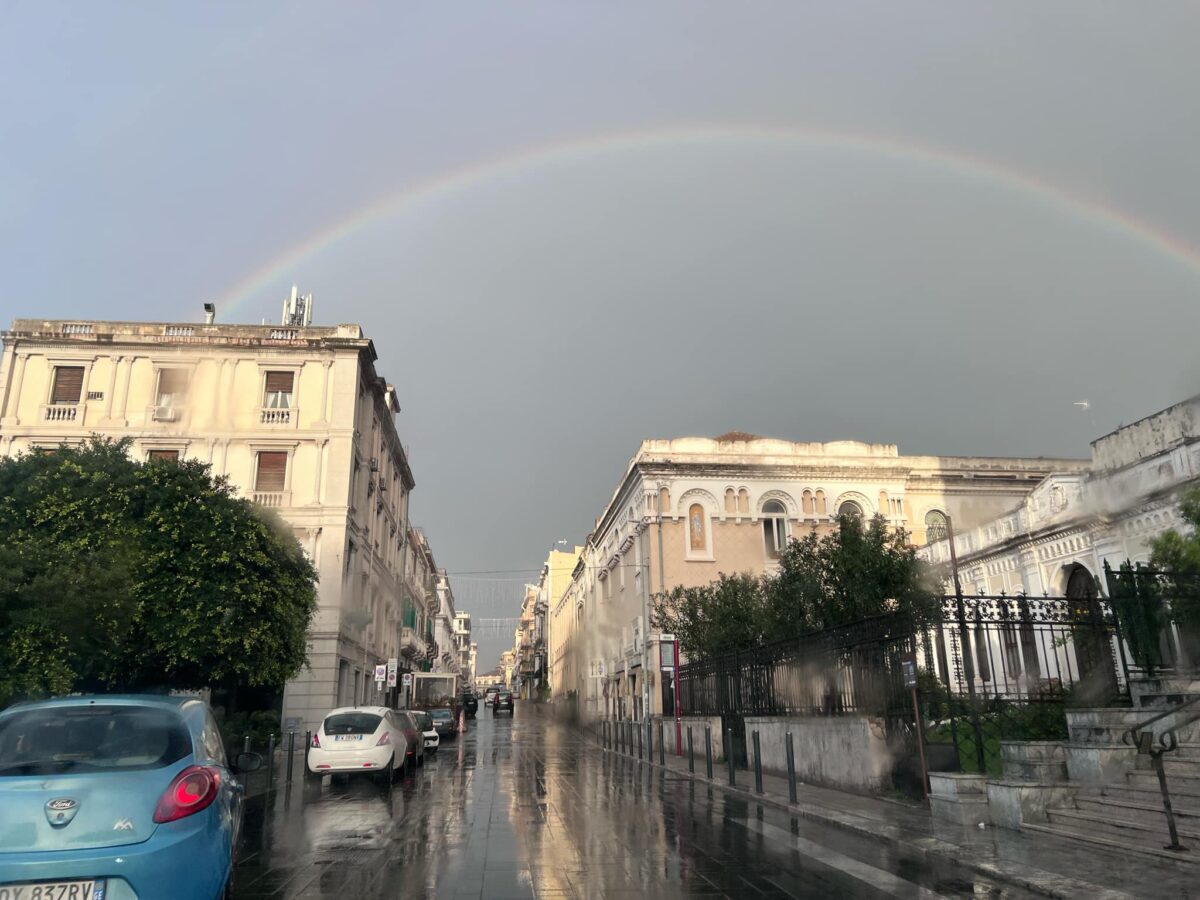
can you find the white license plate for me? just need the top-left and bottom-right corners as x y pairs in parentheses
(0, 880), (105, 900)
(333, 734), (363, 742)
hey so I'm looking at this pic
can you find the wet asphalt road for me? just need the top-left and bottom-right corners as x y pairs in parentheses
(231, 705), (1037, 899)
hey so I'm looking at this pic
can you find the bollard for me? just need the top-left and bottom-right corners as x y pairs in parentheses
(726, 729), (736, 786)
(243, 735), (251, 754)
(785, 731), (798, 804)
(752, 731), (763, 794)
(637, 722), (643, 760)
(687, 726), (695, 774)
(658, 720), (665, 765)
(267, 733), (276, 788)
(704, 725), (713, 779)
(285, 731), (296, 785)
(646, 721), (652, 763)
(304, 729), (312, 778)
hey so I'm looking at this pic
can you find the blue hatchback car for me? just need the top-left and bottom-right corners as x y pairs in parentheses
(0, 695), (260, 900)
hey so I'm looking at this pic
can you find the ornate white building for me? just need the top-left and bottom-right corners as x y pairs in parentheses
(546, 433), (1090, 722)
(924, 396), (1200, 597)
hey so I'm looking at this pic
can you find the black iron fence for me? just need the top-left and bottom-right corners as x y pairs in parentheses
(678, 580), (1199, 780)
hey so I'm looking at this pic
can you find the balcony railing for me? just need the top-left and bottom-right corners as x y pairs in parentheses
(252, 491), (291, 508)
(41, 404), (79, 423)
(259, 407), (298, 426)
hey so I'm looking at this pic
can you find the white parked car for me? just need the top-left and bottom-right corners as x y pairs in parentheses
(414, 710), (440, 754)
(306, 707), (410, 784)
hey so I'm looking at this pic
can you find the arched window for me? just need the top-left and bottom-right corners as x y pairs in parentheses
(658, 487), (670, 515)
(814, 490), (826, 516)
(838, 500), (863, 520)
(762, 500), (788, 559)
(688, 504), (707, 551)
(724, 489), (736, 514)
(802, 490), (814, 515)
(878, 491), (890, 517)
(925, 509), (948, 542)
(738, 488), (750, 515)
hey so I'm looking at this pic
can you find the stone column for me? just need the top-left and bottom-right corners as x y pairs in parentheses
(117, 356), (135, 424)
(2, 350), (29, 425)
(102, 355), (122, 422)
(318, 360), (332, 425)
(312, 438), (329, 505)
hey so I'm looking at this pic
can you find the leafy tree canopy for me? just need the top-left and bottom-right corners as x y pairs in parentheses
(652, 513), (939, 659)
(1151, 487), (1200, 579)
(0, 439), (318, 707)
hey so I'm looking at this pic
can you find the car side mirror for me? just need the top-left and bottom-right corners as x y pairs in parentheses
(233, 751), (263, 773)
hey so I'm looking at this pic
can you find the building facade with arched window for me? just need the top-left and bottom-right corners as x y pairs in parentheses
(921, 396), (1200, 598)
(547, 432), (1090, 721)
(0, 313), (454, 735)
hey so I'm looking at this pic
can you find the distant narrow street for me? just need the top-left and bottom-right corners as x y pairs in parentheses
(230, 706), (1037, 899)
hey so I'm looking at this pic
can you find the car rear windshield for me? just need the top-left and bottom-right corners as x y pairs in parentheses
(416, 713), (433, 729)
(430, 709), (454, 721)
(323, 712), (382, 735)
(0, 704), (191, 776)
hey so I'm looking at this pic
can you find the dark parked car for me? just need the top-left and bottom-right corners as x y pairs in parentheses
(394, 710), (425, 769)
(492, 691), (514, 715)
(428, 708), (458, 739)
(461, 693), (478, 718)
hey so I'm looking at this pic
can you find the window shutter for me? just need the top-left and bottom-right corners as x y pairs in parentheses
(255, 451), (288, 491)
(148, 449), (180, 462)
(264, 371), (294, 394)
(51, 366), (84, 403)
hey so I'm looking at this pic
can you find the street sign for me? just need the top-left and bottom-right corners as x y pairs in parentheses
(387, 657), (398, 675)
(387, 670), (397, 687)
(659, 633), (675, 642)
(402, 673), (413, 687)
(901, 655), (918, 689)
(374, 664), (387, 682)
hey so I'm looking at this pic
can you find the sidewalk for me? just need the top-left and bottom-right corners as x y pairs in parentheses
(599, 733), (1198, 899)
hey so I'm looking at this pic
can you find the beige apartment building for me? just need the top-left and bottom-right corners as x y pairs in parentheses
(0, 313), (430, 731)
(548, 434), (1090, 722)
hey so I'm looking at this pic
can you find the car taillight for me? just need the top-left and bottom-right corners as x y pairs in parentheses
(312, 733), (321, 747)
(376, 731), (391, 746)
(153, 766), (220, 824)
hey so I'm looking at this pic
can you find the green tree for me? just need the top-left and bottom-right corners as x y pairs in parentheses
(1150, 486), (1200, 640)
(0, 439), (318, 707)
(1151, 487), (1200, 580)
(652, 513), (939, 659)
(652, 573), (767, 660)
(766, 513), (940, 634)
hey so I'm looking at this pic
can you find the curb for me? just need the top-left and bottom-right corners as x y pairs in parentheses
(596, 739), (1131, 900)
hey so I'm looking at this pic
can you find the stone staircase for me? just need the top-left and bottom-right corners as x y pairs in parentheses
(1015, 678), (1200, 864)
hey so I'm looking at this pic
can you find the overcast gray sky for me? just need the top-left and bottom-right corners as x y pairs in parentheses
(3, 2), (1198, 668)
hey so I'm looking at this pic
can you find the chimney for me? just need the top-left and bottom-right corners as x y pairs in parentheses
(203, 303), (216, 325)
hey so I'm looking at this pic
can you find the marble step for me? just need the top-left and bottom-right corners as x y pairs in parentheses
(1074, 794), (1200, 829)
(1046, 805), (1200, 846)
(1022, 820), (1200, 867)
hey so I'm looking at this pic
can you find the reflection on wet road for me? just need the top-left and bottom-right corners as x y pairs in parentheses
(232, 706), (1034, 899)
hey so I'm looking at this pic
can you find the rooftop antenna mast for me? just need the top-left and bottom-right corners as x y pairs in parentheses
(281, 285), (314, 327)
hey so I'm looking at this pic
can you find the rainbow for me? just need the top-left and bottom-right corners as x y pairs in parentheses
(211, 123), (1200, 319)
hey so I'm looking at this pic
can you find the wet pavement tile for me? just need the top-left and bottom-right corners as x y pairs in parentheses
(232, 707), (1046, 899)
